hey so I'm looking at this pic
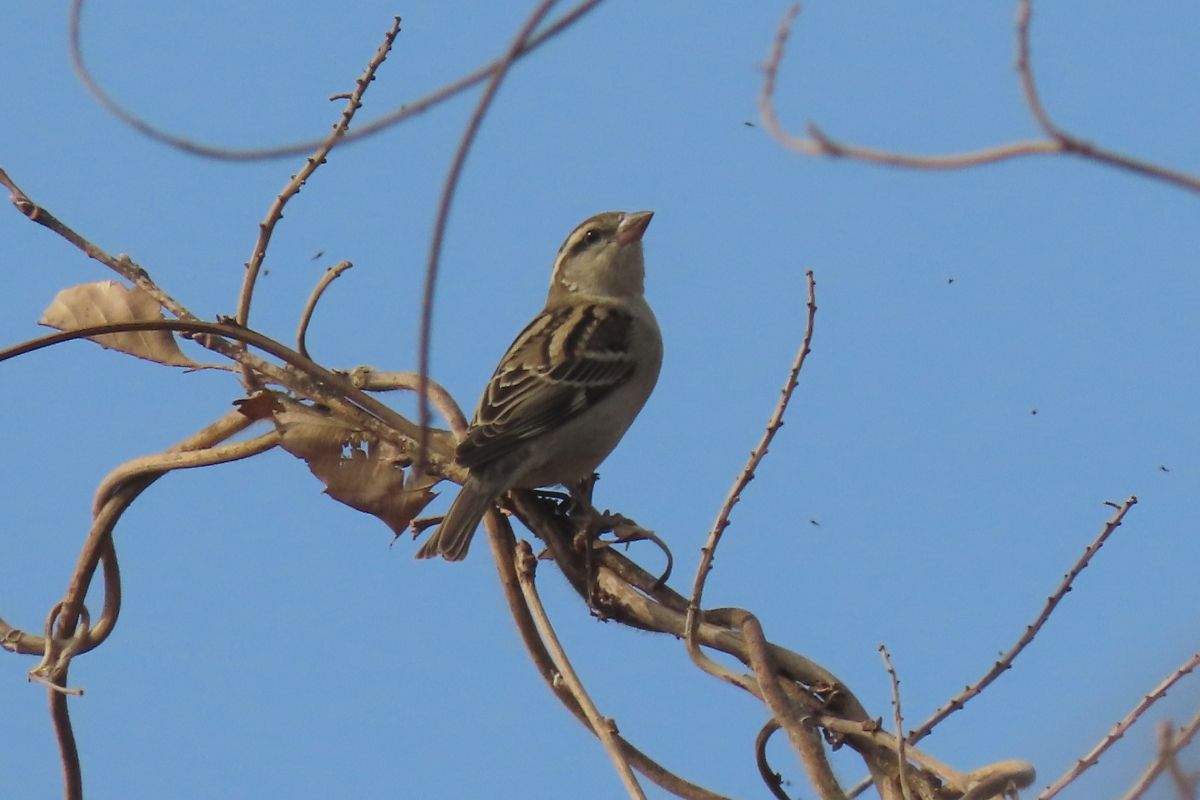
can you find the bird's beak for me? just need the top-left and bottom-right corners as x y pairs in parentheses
(615, 210), (654, 245)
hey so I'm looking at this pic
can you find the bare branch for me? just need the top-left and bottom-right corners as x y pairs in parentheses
(0, 319), (458, 476)
(878, 645), (911, 800)
(236, 19), (399, 328)
(296, 261), (353, 359)
(414, 0), (563, 471)
(0, 166), (195, 320)
(1037, 651), (1200, 800)
(1118, 707), (1200, 800)
(92, 431), (281, 518)
(67, 0), (607, 162)
(758, 3), (1200, 196)
(1159, 721), (1200, 800)
(515, 540), (648, 800)
(685, 271), (816, 672)
(910, 496), (1137, 743)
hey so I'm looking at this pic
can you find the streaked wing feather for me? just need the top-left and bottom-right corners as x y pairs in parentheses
(456, 304), (636, 470)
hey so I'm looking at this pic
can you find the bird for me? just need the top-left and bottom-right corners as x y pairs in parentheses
(416, 210), (662, 561)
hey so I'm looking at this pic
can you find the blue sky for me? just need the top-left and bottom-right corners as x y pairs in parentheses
(2, 2), (1198, 799)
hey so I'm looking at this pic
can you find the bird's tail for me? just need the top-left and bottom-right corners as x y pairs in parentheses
(414, 477), (495, 561)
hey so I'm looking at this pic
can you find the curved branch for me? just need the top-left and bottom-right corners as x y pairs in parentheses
(297, 261), (353, 360)
(67, 0), (606, 162)
(0, 318), (460, 476)
(348, 368), (469, 439)
(481, 509), (741, 800)
(415, 0), (563, 470)
(754, 722), (794, 800)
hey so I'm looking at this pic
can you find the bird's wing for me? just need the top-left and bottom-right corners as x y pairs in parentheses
(455, 303), (636, 470)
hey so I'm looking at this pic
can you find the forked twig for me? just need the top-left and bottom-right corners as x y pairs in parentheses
(297, 260), (353, 359)
(1159, 721), (1200, 800)
(515, 540), (648, 800)
(1036, 651), (1200, 800)
(758, 2), (1200, 196)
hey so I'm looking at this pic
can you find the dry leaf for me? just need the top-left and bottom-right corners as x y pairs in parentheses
(275, 406), (439, 536)
(40, 281), (197, 367)
(233, 392), (285, 421)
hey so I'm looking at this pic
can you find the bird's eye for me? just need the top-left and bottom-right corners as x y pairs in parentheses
(582, 229), (600, 245)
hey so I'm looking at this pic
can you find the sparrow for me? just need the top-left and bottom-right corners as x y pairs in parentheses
(416, 210), (662, 561)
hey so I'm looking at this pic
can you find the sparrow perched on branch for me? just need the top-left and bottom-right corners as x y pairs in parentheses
(416, 210), (662, 561)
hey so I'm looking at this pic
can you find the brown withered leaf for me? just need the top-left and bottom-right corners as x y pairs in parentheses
(40, 281), (197, 367)
(233, 392), (285, 421)
(275, 406), (439, 536)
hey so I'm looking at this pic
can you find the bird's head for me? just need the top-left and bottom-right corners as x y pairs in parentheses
(548, 210), (653, 303)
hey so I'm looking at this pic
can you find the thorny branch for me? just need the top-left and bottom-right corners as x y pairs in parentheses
(235, 18), (399, 329)
(684, 270), (816, 675)
(1118, 707), (1200, 800)
(1036, 651), (1200, 800)
(909, 496), (1139, 743)
(879, 646), (911, 800)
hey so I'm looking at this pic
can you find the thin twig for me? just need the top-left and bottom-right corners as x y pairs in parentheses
(685, 271), (816, 668)
(236, 20), (398, 328)
(515, 540), (648, 800)
(1118, 707), (1200, 800)
(1037, 651), (1200, 800)
(414, 0), (561, 472)
(755, 721), (794, 800)
(0, 166), (195, 320)
(296, 260), (353, 359)
(1160, 721), (1200, 800)
(818, 717), (970, 792)
(67, 0), (606, 161)
(878, 645), (911, 800)
(757, 3), (1200, 196)
(909, 496), (1138, 743)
